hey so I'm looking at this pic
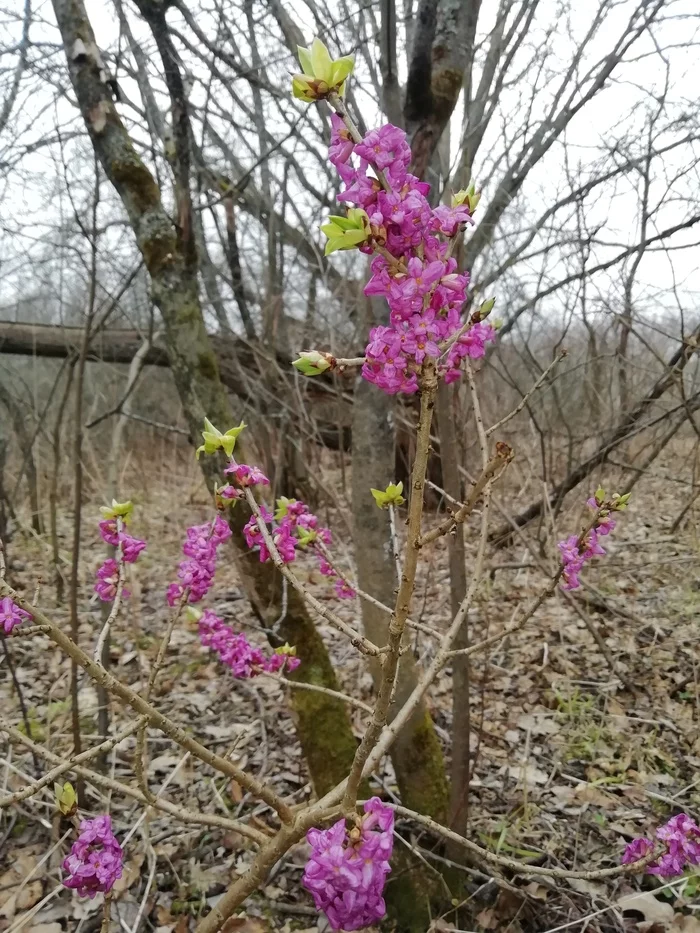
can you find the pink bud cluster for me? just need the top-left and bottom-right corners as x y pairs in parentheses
(303, 797), (394, 930)
(243, 498), (356, 599)
(62, 815), (123, 898)
(558, 498), (618, 590)
(328, 116), (496, 393)
(622, 813), (700, 876)
(318, 557), (356, 600)
(198, 609), (300, 678)
(167, 515), (231, 606)
(94, 520), (147, 602)
(0, 596), (31, 634)
(243, 498), (328, 562)
(219, 461), (270, 503)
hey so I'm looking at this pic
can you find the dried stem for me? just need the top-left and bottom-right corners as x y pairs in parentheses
(419, 447), (512, 547)
(0, 581), (293, 824)
(486, 350), (566, 437)
(390, 805), (658, 879)
(2, 719), (267, 844)
(0, 716), (145, 808)
(315, 541), (442, 640)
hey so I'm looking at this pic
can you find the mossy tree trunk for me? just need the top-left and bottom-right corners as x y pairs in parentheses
(352, 299), (451, 931)
(353, 299), (449, 821)
(51, 0), (357, 796)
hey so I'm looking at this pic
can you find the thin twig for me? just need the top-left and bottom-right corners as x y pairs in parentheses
(243, 489), (382, 657)
(1, 719), (268, 844)
(486, 351), (566, 437)
(0, 582), (293, 824)
(0, 717), (146, 808)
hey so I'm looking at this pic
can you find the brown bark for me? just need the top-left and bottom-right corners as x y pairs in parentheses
(50, 0), (357, 796)
(352, 299), (449, 821)
(437, 383), (471, 840)
(404, 0), (476, 178)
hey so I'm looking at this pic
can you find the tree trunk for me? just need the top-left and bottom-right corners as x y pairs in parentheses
(352, 368), (451, 931)
(437, 383), (471, 841)
(51, 0), (358, 797)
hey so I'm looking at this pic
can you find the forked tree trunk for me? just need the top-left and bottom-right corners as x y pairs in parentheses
(51, 0), (357, 797)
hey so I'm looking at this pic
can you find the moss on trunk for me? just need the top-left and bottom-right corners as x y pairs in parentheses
(52, 0), (358, 801)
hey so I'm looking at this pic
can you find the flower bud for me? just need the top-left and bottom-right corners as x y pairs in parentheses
(477, 297), (496, 321)
(292, 38), (354, 102)
(99, 499), (133, 523)
(292, 350), (333, 377)
(370, 481), (405, 509)
(55, 781), (78, 817)
(452, 182), (481, 214)
(321, 208), (370, 255)
(196, 418), (246, 459)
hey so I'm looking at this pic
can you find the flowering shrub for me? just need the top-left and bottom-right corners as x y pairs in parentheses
(197, 608), (300, 678)
(94, 500), (147, 602)
(166, 514), (231, 605)
(623, 813), (700, 876)
(322, 112), (496, 394)
(1, 33), (684, 933)
(558, 489), (629, 589)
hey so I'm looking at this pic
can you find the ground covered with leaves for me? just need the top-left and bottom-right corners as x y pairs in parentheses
(2, 447), (700, 933)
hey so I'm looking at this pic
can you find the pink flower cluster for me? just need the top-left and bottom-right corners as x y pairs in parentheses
(318, 557), (356, 600)
(558, 497), (617, 590)
(94, 518), (147, 602)
(218, 461), (270, 504)
(243, 498), (329, 564)
(0, 596), (31, 634)
(303, 797), (394, 930)
(328, 116), (495, 393)
(243, 497), (356, 599)
(198, 609), (300, 678)
(167, 515), (231, 606)
(62, 815), (123, 898)
(622, 813), (700, 876)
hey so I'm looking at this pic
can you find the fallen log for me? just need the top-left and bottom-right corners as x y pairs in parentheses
(0, 319), (353, 449)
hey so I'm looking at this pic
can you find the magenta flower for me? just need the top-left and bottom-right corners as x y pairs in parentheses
(198, 610), (300, 678)
(63, 815), (123, 899)
(430, 203), (474, 236)
(302, 797), (394, 930)
(0, 596), (31, 634)
(120, 533), (146, 564)
(273, 523), (297, 563)
(329, 113), (354, 166)
(94, 559), (126, 602)
(166, 516), (230, 605)
(622, 813), (700, 877)
(355, 124), (411, 180)
(622, 837), (654, 865)
(557, 494), (625, 590)
(334, 580), (356, 600)
(98, 506), (147, 564)
(98, 519), (120, 546)
(224, 462), (270, 487)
